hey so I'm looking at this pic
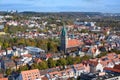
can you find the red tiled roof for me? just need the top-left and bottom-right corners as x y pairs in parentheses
(34, 58), (42, 63)
(7, 48), (12, 50)
(104, 67), (120, 73)
(21, 69), (41, 80)
(113, 64), (120, 70)
(0, 78), (8, 80)
(46, 54), (52, 58)
(67, 39), (83, 48)
(0, 50), (5, 53)
(21, 69), (39, 75)
(91, 47), (97, 54)
(41, 77), (48, 80)
(0, 74), (3, 78)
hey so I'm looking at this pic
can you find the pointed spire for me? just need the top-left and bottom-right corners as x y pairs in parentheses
(61, 22), (67, 36)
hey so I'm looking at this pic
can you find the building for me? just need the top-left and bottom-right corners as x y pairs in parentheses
(104, 64), (120, 73)
(0, 25), (4, 30)
(81, 59), (120, 80)
(25, 46), (45, 54)
(1, 57), (16, 70)
(80, 72), (120, 80)
(87, 45), (101, 57)
(60, 26), (83, 53)
(80, 53), (120, 80)
(18, 69), (41, 80)
(0, 78), (8, 80)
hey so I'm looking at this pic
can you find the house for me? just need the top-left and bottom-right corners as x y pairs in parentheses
(6, 48), (13, 54)
(12, 49), (29, 57)
(18, 69), (41, 80)
(40, 67), (59, 79)
(0, 25), (4, 30)
(80, 54), (120, 80)
(73, 63), (90, 78)
(76, 50), (85, 57)
(52, 54), (61, 60)
(104, 64), (120, 73)
(101, 53), (120, 68)
(0, 73), (4, 78)
(8, 71), (19, 80)
(88, 53), (120, 68)
(19, 56), (33, 66)
(86, 59), (103, 73)
(7, 21), (18, 26)
(0, 78), (8, 80)
(47, 68), (75, 80)
(80, 71), (120, 80)
(33, 58), (42, 64)
(1, 57), (16, 70)
(0, 50), (6, 56)
(87, 45), (101, 57)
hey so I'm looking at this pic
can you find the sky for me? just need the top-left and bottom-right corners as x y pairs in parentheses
(0, 0), (120, 13)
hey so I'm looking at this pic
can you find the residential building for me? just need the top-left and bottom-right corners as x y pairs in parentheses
(18, 69), (41, 80)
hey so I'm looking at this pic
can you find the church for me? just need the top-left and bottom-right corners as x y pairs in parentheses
(60, 26), (83, 53)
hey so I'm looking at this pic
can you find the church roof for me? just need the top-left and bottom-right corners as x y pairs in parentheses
(67, 39), (83, 48)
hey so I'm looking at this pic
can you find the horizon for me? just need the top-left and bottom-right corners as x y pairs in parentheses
(1, 11), (120, 14)
(1, 10), (120, 14)
(0, 0), (120, 13)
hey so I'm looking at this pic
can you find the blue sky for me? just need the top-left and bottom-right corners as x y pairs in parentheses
(0, 0), (120, 13)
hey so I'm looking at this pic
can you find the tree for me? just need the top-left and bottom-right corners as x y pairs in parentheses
(38, 61), (48, 70)
(80, 29), (89, 33)
(81, 55), (91, 61)
(56, 58), (67, 66)
(77, 76), (81, 80)
(111, 49), (120, 54)
(31, 63), (38, 69)
(19, 65), (29, 72)
(47, 41), (58, 53)
(66, 56), (73, 65)
(5, 68), (12, 76)
(96, 52), (107, 58)
(4, 25), (8, 33)
(47, 58), (56, 68)
(2, 42), (9, 49)
(73, 56), (81, 64)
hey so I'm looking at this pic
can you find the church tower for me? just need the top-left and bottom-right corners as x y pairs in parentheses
(61, 26), (68, 53)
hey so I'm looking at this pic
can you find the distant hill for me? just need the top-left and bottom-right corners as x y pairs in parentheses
(19, 12), (103, 17)
(0, 11), (120, 19)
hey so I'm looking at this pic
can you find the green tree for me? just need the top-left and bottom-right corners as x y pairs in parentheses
(47, 58), (56, 68)
(73, 56), (81, 64)
(81, 55), (91, 61)
(56, 58), (67, 66)
(5, 68), (12, 76)
(38, 61), (48, 70)
(97, 52), (107, 58)
(31, 63), (38, 69)
(2, 42), (9, 49)
(19, 65), (29, 72)
(66, 56), (73, 65)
